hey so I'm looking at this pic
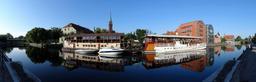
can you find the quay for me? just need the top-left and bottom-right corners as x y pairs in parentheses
(0, 49), (41, 82)
(231, 44), (256, 82)
(204, 44), (256, 82)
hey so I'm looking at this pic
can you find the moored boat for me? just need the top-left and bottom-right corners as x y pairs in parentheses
(98, 48), (124, 57)
(154, 41), (206, 53)
(144, 34), (206, 53)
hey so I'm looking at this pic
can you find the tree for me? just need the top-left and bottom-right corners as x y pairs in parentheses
(48, 27), (63, 43)
(25, 27), (48, 43)
(221, 37), (226, 43)
(124, 32), (136, 41)
(252, 33), (256, 44)
(135, 29), (148, 44)
(235, 36), (243, 42)
(94, 27), (110, 33)
(0, 35), (8, 42)
(6, 33), (13, 39)
(16, 36), (25, 40)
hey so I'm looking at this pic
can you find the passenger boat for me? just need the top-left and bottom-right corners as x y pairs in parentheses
(144, 34), (206, 53)
(98, 48), (124, 57)
(154, 41), (206, 53)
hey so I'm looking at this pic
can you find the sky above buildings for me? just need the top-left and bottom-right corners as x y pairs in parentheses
(0, 0), (256, 37)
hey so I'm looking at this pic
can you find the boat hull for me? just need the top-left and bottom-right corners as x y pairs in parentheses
(98, 49), (124, 57)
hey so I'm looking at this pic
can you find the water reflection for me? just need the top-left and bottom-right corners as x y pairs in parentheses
(1, 47), (14, 54)
(60, 52), (141, 72)
(25, 47), (63, 66)
(3, 45), (245, 82)
(5, 46), (217, 72)
(143, 47), (215, 72)
(235, 45), (242, 50)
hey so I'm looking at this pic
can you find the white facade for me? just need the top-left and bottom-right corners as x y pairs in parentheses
(62, 27), (77, 35)
(63, 41), (121, 49)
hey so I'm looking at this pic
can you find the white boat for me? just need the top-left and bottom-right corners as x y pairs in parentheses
(75, 49), (98, 54)
(154, 41), (206, 53)
(98, 48), (124, 57)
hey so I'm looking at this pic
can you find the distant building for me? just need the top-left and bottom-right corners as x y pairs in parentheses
(224, 35), (235, 44)
(214, 33), (221, 44)
(206, 24), (214, 45)
(108, 13), (114, 33)
(166, 20), (207, 43)
(62, 13), (125, 50)
(63, 33), (124, 50)
(165, 31), (177, 35)
(59, 23), (94, 43)
(62, 23), (94, 35)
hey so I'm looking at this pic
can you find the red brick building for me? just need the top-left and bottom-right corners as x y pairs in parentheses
(224, 34), (235, 44)
(224, 35), (234, 41)
(166, 20), (207, 43)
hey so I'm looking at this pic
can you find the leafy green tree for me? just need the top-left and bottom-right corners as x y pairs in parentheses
(221, 37), (226, 43)
(252, 33), (256, 44)
(25, 27), (48, 43)
(124, 32), (136, 41)
(235, 36), (243, 42)
(93, 27), (111, 33)
(48, 27), (63, 43)
(6, 33), (13, 39)
(16, 36), (25, 40)
(135, 29), (148, 43)
(0, 35), (8, 42)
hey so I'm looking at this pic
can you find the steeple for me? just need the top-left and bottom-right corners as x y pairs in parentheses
(108, 10), (113, 33)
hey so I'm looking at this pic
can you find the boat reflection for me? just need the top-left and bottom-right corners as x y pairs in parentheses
(59, 52), (140, 72)
(143, 47), (214, 72)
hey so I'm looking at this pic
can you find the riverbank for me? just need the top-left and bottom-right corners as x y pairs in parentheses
(204, 44), (249, 82)
(231, 44), (256, 82)
(0, 49), (41, 82)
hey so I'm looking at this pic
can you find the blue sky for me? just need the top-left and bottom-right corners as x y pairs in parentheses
(0, 0), (255, 38)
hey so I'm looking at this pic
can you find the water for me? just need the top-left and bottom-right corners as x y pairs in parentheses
(3, 45), (245, 82)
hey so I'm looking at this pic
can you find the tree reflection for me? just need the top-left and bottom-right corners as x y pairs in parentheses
(1, 47), (14, 54)
(25, 47), (63, 66)
(235, 45), (242, 50)
(221, 46), (226, 51)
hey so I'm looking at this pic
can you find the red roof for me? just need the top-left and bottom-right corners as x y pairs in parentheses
(224, 35), (234, 40)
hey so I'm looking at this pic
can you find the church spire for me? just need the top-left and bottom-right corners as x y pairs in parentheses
(108, 10), (113, 33)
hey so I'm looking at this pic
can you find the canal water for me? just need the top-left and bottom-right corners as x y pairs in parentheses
(3, 45), (245, 82)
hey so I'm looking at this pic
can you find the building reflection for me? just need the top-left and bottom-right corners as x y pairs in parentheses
(221, 44), (235, 52)
(214, 46), (221, 56)
(143, 47), (215, 72)
(59, 52), (140, 72)
(181, 47), (214, 72)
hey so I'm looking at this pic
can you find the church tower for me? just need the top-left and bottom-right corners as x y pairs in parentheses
(108, 11), (113, 33)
